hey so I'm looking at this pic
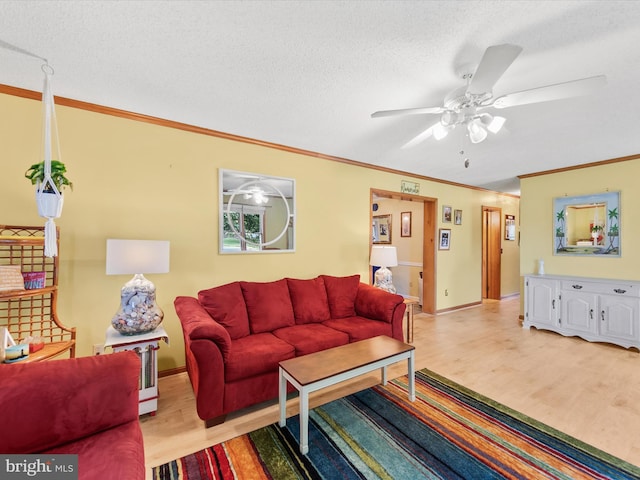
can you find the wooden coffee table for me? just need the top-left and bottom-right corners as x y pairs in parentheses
(278, 335), (415, 455)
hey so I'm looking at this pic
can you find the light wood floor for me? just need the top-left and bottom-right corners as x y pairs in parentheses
(141, 296), (640, 478)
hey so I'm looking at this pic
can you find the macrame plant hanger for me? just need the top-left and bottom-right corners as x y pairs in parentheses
(0, 39), (62, 257)
(38, 64), (63, 257)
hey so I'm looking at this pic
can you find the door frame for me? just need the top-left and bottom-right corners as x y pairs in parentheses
(371, 189), (437, 314)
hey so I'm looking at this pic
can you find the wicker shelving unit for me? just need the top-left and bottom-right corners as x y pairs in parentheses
(0, 225), (76, 362)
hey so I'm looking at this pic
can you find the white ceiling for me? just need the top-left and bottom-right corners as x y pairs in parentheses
(1, 1), (639, 194)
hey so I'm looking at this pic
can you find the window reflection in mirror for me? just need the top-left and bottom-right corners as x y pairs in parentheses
(554, 192), (620, 256)
(219, 169), (295, 254)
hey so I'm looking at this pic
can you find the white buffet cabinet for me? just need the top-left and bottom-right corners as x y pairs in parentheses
(524, 274), (640, 350)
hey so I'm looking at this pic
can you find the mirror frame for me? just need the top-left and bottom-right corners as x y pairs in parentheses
(219, 169), (296, 254)
(372, 214), (392, 244)
(553, 191), (620, 256)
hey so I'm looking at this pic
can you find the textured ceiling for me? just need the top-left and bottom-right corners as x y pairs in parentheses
(1, 1), (639, 194)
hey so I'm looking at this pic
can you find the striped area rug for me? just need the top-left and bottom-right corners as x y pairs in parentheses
(153, 369), (640, 479)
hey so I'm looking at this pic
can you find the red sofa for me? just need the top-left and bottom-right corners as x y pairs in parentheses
(0, 351), (145, 480)
(174, 274), (406, 427)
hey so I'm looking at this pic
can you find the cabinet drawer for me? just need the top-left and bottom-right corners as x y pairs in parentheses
(561, 281), (639, 297)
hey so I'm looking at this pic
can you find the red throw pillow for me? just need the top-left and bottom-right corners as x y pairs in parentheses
(240, 279), (295, 334)
(321, 274), (360, 319)
(287, 277), (331, 324)
(198, 282), (250, 339)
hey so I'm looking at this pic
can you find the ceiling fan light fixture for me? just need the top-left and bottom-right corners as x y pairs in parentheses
(487, 115), (506, 134)
(433, 122), (449, 140)
(440, 110), (460, 126)
(467, 118), (488, 144)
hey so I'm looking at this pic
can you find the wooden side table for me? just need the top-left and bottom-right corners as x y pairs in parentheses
(104, 325), (169, 416)
(403, 298), (419, 343)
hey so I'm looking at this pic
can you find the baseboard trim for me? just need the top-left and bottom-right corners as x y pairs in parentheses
(159, 366), (187, 378)
(436, 301), (482, 314)
(501, 292), (521, 300)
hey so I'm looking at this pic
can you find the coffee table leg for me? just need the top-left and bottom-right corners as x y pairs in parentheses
(408, 351), (415, 401)
(300, 386), (309, 455)
(381, 365), (388, 385)
(279, 367), (287, 427)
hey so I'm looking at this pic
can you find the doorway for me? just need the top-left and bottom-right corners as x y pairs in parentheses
(371, 189), (437, 314)
(482, 206), (502, 300)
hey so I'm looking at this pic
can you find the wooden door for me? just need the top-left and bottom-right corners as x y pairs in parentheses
(482, 207), (501, 300)
(421, 200), (436, 314)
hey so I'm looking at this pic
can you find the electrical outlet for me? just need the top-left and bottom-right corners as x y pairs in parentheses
(445, 289), (449, 296)
(93, 343), (104, 355)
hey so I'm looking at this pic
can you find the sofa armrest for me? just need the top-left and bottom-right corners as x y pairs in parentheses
(174, 296), (231, 421)
(355, 283), (406, 341)
(174, 296), (231, 360)
(0, 351), (140, 454)
(355, 283), (405, 322)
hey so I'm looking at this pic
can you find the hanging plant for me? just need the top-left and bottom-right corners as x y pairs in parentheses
(1, 42), (67, 256)
(25, 159), (72, 220)
(25, 159), (73, 193)
(28, 63), (67, 257)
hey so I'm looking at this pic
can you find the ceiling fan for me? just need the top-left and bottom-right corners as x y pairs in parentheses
(223, 186), (274, 204)
(372, 44), (606, 147)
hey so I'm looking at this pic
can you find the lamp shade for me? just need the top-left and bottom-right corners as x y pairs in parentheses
(106, 239), (170, 275)
(369, 245), (398, 267)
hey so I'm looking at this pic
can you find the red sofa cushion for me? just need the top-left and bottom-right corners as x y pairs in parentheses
(321, 274), (360, 318)
(286, 277), (331, 324)
(45, 419), (144, 480)
(198, 282), (250, 339)
(273, 324), (349, 356)
(225, 333), (295, 382)
(323, 316), (392, 342)
(241, 279), (295, 333)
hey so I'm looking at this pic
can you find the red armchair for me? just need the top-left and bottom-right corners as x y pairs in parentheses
(0, 351), (145, 480)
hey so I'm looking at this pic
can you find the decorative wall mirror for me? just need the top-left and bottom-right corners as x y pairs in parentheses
(553, 191), (620, 256)
(372, 214), (392, 244)
(219, 169), (295, 254)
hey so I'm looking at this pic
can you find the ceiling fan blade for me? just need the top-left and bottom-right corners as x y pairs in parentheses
(401, 123), (439, 149)
(492, 75), (607, 109)
(371, 106), (445, 118)
(467, 44), (523, 95)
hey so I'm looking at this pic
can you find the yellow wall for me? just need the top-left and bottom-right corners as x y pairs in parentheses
(520, 159), (640, 284)
(1, 91), (519, 370)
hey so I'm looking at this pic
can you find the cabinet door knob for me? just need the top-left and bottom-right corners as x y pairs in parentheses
(572, 284), (583, 289)
(613, 288), (627, 294)
(590, 309), (594, 319)
(552, 299), (555, 309)
(601, 310), (605, 321)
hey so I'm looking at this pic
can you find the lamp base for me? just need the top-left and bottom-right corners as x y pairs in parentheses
(373, 266), (397, 294)
(112, 274), (164, 335)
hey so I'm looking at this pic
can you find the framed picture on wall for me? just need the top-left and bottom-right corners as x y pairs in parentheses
(454, 209), (462, 225)
(505, 214), (516, 240)
(372, 214), (392, 244)
(438, 228), (451, 250)
(401, 212), (412, 237)
(442, 205), (452, 223)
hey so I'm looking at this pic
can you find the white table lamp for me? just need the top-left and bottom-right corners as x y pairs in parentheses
(370, 245), (398, 294)
(106, 239), (170, 335)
